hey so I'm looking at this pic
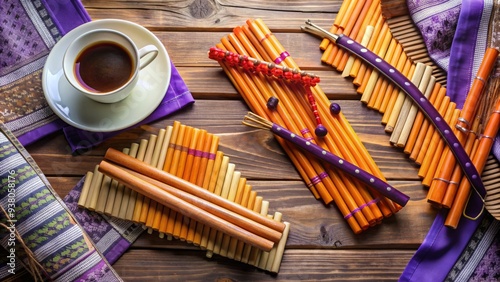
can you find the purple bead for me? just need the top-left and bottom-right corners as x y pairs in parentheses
(315, 125), (328, 137)
(330, 102), (341, 115)
(267, 96), (279, 109)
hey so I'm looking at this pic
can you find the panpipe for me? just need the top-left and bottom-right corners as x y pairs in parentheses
(77, 121), (290, 273)
(210, 18), (408, 235)
(314, 0), (500, 228)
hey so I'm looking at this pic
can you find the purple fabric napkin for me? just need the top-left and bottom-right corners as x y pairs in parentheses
(0, 0), (194, 152)
(402, 1), (500, 281)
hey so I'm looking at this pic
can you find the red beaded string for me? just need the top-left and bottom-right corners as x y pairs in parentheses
(209, 47), (327, 136)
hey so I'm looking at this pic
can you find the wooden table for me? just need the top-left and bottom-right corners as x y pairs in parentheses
(26, 1), (436, 280)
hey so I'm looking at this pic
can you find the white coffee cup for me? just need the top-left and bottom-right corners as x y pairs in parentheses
(63, 29), (158, 103)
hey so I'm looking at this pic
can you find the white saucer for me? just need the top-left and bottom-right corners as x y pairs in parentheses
(42, 19), (171, 132)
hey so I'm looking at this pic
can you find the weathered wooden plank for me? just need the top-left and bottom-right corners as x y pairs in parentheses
(83, 0), (340, 31)
(112, 248), (414, 281)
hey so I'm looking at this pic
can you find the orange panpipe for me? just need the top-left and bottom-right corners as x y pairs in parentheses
(418, 100), (455, 179)
(445, 100), (500, 228)
(319, 0), (351, 49)
(379, 43), (404, 114)
(441, 125), (479, 208)
(422, 109), (459, 187)
(410, 87), (446, 161)
(352, 12), (384, 87)
(404, 83), (442, 154)
(370, 38), (398, 110)
(349, 3), (381, 79)
(456, 48), (499, 131)
(226, 22), (373, 232)
(217, 40), (334, 204)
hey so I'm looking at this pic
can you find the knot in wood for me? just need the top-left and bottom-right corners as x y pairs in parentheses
(189, 0), (217, 19)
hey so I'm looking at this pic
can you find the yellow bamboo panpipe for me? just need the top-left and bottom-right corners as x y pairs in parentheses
(319, 0), (500, 228)
(78, 121), (290, 273)
(210, 18), (405, 235)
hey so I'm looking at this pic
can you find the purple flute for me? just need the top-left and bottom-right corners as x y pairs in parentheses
(302, 20), (486, 207)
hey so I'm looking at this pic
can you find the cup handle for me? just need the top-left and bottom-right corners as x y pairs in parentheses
(138, 45), (159, 69)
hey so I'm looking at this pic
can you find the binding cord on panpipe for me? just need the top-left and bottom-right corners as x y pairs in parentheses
(305, 0), (500, 228)
(77, 121), (290, 273)
(209, 18), (407, 235)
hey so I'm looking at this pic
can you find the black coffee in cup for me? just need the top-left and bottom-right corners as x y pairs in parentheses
(74, 42), (133, 93)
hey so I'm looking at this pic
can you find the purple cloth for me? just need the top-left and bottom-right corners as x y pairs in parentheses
(402, 1), (499, 281)
(447, 0), (492, 108)
(1, 0), (194, 152)
(63, 176), (145, 265)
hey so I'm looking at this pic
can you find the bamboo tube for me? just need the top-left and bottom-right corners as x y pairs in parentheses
(418, 101), (456, 179)
(445, 100), (500, 228)
(384, 62), (415, 132)
(98, 161), (276, 251)
(77, 171), (94, 207)
(165, 125), (188, 237)
(353, 14), (384, 88)
(130, 138), (148, 222)
(234, 184), (253, 261)
(320, 0), (358, 65)
(422, 109), (460, 187)
(174, 127), (197, 239)
(360, 22), (392, 103)
(343, 25), (374, 77)
(185, 130), (208, 242)
(244, 196), (264, 265)
(240, 191), (258, 263)
(226, 178), (248, 259)
(271, 221), (290, 273)
(139, 134), (158, 224)
(319, 0), (351, 50)
(217, 173), (244, 257)
(199, 151), (225, 248)
(204, 155), (230, 250)
(379, 43), (404, 114)
(108, 148), (130, 217)
(210, 163), (237, 254)
(158, 123), (181, 237)
(86, 165), (103, 210)
(409, 87), (446, 162)
(404, 83), (441, 154)
(118, 144), (138, 220)
(389, 63), (429, 145)
(441, 120), (480, 208)
(381, 51), (409, 125)
(192, 135), (219, 244)
(367, 38), (397, 109)
(415, 96), (450, 165)
(95, 175), (112, 213)
(456, 48), (499, 132)
(152, 127), (174, 231)
(350, 4), (382, 80)
(396, 68), (435, 148)
(336, 0), (373, 71)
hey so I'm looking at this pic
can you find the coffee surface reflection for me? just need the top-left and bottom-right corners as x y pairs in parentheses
(75, 42), (133, 93)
